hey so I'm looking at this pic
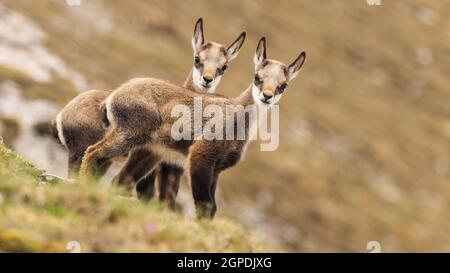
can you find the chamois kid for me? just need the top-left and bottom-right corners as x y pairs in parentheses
(80, 37), (306, 218)
(54, 18), (245, 207)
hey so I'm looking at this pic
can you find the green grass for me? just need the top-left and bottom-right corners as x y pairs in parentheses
(0, 143), (270, 252)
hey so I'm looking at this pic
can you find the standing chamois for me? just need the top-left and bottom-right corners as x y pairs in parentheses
(54, 18), (245, 207)
(80, 37), (306, 218)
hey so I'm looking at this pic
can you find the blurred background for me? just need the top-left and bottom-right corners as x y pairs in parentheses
(0, 0), (449, 252)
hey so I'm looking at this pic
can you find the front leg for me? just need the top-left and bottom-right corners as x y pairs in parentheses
(189, 151), (217, 219)
(209, 171), (220, 218)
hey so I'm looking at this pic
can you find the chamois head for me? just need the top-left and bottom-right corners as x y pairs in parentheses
(191, 18), (246, 93)
(252, 37), (306, 107)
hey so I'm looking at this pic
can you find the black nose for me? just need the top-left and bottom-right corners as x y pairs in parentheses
(262, 93), (273, 100)
(203, 76), (213, 84)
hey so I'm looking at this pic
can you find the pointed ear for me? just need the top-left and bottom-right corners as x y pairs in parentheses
(226, 32), (246, 61)
(287, 51), (306, 80)
(192, 18), (204, 52)
(254, 37), (267, 67)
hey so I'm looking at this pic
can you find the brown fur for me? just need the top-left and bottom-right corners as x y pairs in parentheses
(112, 19), (245, 206)
(56, 18), (246, 208)
(79, 79), (259, 217)
(33, 120), (59, 141)
(57, 89), (112, 177)
(80, 37), (306, 218)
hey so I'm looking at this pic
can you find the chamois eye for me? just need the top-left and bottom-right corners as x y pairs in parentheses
(217, 64), (228, 75)
(254, 74), (261, 85)
(194, 56), (200, 65)
(278, 83), (288, 93)
(221, 64), (227, 72)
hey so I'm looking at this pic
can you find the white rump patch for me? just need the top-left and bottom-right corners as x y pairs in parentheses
(104, 93), (115, 127)
(56, 112), (67, 148)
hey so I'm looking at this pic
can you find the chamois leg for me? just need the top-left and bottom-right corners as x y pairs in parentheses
(80, 131), (136, 182)
(190, 157), (216, 218)
(68, 152), (82, 179)
(112, 148), (160, 195)
(136, 171), (157, 202)
(97, 159), (113, 179)
(158, 163), (183, 210)
(69, 151), (112, 180)
(209, 171), (219, 218)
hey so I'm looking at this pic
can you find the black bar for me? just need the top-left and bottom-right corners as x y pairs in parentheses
(0, 253), (445, 272)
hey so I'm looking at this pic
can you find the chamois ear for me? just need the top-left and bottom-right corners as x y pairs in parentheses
(287, 51), (306, 81)
(226, 32), (246, 61)
(192, 18), (205, 52)
(254, 37), (267, 67)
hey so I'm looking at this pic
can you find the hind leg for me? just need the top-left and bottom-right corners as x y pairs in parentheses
(68, 150), (111, 180)
(97, 159), (113, 179)
(68, 151), (112, 179)
(68, 152), (82, 179)
(158, 163), (183, 210)
(112, 148), (161, 195)
(80, 130), (136, 182)
(136, 171), (158, 202)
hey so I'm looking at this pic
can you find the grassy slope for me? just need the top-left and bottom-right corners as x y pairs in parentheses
(4, 0), (450, 251)
(0, 142), (269, 252)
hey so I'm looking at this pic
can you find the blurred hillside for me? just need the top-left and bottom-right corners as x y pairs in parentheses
(0, 0), (449, 252)
(0, 141), (268, 252)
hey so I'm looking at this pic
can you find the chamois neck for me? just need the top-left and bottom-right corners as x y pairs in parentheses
(183, 68), (201, 92)
(233, 84), (270, 142)
(234, 84), (254, 107)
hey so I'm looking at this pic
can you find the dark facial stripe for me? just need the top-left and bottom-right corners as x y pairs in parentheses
(200, 42), (213, 50)
(283, 67), (289, 79)
(220, 46), (227, 57)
